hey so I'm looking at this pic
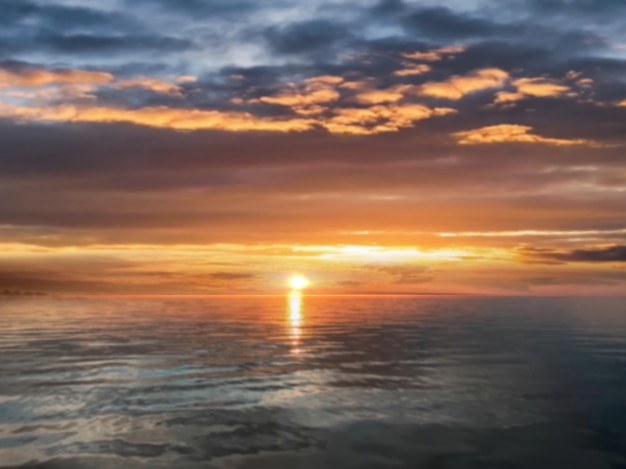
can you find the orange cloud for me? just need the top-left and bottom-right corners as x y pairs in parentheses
(306, 75), (344, 85)
(325, 104), (456, 135)
(419, 68), (509, 100)
(259, 88), (340, 107)
(512, 78), (570, 98)
(253, 75), (342, 115)
(176, 75), (197, 83)
(617, 100), (626, 107)
(402, 46), (465, 62)
(0, 102), (316, 132)
(0, 98), (456, 135)
(0, 64), (457, 135)
(354, 85), (411, 104)
(452, 124), (594, 146)
(493, 77), (573, 105)
(0, 66), (113, 89)
(340, 81), (368, 90)
(116, 77), (183, 96)
(394, 64), (432, 77)
(494, 91), (525, 103)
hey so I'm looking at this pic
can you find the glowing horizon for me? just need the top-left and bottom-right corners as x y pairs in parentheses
(1, 0), (625, 296)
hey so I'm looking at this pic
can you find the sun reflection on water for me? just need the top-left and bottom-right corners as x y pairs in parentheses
(287, 290), (302, 355)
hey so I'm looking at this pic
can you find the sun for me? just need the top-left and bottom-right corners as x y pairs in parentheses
(289, 274), (310, 291)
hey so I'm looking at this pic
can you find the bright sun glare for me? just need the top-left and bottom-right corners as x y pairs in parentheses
(289, 274), (310, 291)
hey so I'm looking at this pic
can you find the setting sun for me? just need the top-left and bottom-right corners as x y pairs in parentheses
(289, 274), (310, 291)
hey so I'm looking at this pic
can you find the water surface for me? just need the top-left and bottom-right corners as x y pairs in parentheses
(0, 296), (625, 468)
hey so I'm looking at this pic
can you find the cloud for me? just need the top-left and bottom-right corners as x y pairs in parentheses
(264, 19), (350, 54)
(0, 63), (462, 135)
(373, 265), (436, 284)
(325, 104), (456, 135)
(402, 46), (465, 62)
(1, 0), (139, 32)
(208, 271), (258, 281)
(518, 245), (626, 263)
(0, 63), (113, 89)
(336, 280), (364, 288)
(402, 6), (505, 39)
(115, 77), (184, 96)
(354, 86), (410, 104)
(0, 102), (316, 132)
(525, 0), (626, 15)
(253, 75), (342, 114)
(513, 77), (571, 97)
(34, 32), (197, 54)
(452, 124), (597, 146)
(418, 68), (509, 100)
(393, 63), (431, 77)
(493, 77), (572, 104)
(0, 0), (625, 295)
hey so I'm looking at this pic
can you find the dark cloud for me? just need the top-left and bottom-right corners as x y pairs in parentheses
(519, 245), (626, 264)
(525, 0), (626, 15)
(402, 7), (506, 39)
(0, 269), (111, 292)
(208, 272), (258, 281)
(554, 245), (626, 263)
(370, 0), (406, 17)
(0, 0), (139, 32)
(128, 0), (263, 17)
(35, 32), (196, 54)
(264, 19), (351, 54)
(336, 280), (365, 288)
(373, 266), (437, 285)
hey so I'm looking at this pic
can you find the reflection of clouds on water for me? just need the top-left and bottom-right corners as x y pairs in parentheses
(288, 290), (302, 355)
(0, 297), (625, 467)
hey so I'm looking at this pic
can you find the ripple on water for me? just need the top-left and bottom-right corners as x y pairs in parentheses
(0, 296), (625, 468)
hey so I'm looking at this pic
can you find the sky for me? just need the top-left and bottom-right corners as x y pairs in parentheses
(1, 0), (626, 295)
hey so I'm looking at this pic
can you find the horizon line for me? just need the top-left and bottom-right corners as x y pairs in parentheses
(9, 292), (626, 299)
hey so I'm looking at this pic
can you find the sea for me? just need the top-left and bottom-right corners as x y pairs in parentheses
(0, 295), (625, 468)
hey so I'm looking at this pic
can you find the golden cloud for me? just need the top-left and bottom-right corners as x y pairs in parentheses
(492, 77), (573, 105)
(326, 104), (456, 135)
(419, 68), (509, 100)
(0, 66), (113, 89)
(116, 77), (183, 96)
(494, 91), (525, 103)
(307, 75), (344, 85)
(512, 78), (570, 98)
(452, 124), (594, 146)
(252, 75), (342, 116)
(259, 88), (340, 107)
(0, 63), (456, 136)
(0, 102), (316, 132)
(402, 46), (465, 62)
(394, 64), (432, 77)
(354, 85), (411, 104)
(176, 75), (198, 83)
(340, 81), (368, 90)
(0, 98), (456, 135)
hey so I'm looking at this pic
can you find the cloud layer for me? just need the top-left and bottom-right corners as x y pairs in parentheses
(1, 0), (625, 294)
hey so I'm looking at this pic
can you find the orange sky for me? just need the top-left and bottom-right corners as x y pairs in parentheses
(1, 0), (625, 295)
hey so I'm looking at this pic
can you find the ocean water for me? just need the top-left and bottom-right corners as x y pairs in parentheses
(0, 296), (625, 468)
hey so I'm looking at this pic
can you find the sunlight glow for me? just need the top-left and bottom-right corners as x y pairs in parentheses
(316, 245), (471, 262)
(289, 274), (310, 290)
(288, 290), (302, 355)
